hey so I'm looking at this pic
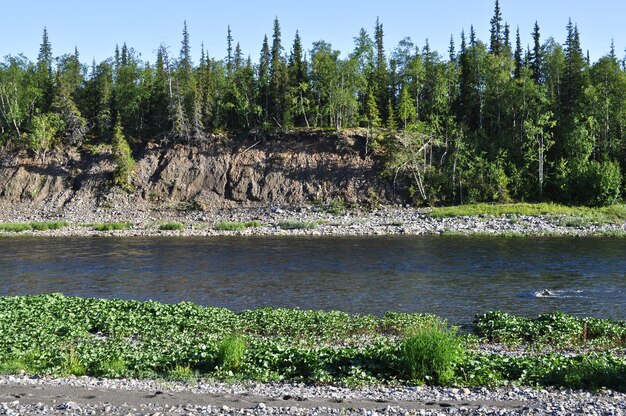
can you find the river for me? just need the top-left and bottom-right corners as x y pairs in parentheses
(1, 236), (625, 324)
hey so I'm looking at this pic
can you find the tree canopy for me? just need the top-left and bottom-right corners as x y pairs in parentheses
(1, 3), (625, 206)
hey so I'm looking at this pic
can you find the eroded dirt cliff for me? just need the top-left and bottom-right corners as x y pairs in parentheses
(0, 130), (392, 212)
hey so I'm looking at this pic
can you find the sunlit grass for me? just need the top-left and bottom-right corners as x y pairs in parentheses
(429, 203), (626, 224)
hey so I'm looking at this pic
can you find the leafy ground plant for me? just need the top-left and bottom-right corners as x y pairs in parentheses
(0, 295), (625, 390)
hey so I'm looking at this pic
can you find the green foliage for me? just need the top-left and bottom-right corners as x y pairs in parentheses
(0, 221), (68, 233)
(326, 199), (346, 215)
(159, 222), (184, 231)
(28, 113), (64, 161)
(30, 221), (68, 231)
(1, 295), (626, 390)
(577, 161), (622, 207)
(474, 311), (626, 347)
(170, 363), (194, 380)
(213, 220), (262, 231)
(460, 352), (626, 391)
(429, 202), (626, 223)
(397, 325), (465, 385)
(92, 222), (130, 231)
(278, 220), (317, 230)
(217, 336), (246, 373)
(111, 121), (135, 192)
(3, 11), (626, 206)
(0, 223), (32, 233)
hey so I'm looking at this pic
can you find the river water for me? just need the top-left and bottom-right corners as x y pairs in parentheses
(1, 236), (625, 324)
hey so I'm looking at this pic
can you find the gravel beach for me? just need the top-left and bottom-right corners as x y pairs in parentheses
(1, 203), (625, 238)
(0, 374), (624, 415)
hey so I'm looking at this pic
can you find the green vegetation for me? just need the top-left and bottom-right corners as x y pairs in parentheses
(0, 221), (68, 233)
(430, 203), (626, 224)
(0, 223), (33, 233)
(1, 2), (626, 207)
(92, 222), (130, 231)
(474, 311), (626, 347)
(398, 325), (465, 385)
(213, 220), (262, 231)
(159, 221), (185, 231)
(30, 221), (69, 231)
(1, 295), (626, 391)
(279, 220), (318, 230)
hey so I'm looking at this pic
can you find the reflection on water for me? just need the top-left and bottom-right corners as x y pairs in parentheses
(0, 236), (625, 324)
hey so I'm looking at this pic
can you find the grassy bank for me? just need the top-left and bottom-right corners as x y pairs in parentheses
(429, 203), (626, 224)
(0, 221), (68, 233)
(1, 295), (626, 391)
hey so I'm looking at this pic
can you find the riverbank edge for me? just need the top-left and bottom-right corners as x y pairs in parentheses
(1, 204), (626, 238)
(0, 374), (623, 415)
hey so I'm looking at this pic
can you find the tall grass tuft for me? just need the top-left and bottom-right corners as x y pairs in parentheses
(217, 336), (246, 373)
(398, 324), (465, 385)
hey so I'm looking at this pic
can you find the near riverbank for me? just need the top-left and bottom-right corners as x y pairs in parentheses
(2, 203), (626, 237)
(1, 295), (626, 414)
(0, 374), (623, 415)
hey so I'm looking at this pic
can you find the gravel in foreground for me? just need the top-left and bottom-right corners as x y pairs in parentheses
(0, 375), (624, 415)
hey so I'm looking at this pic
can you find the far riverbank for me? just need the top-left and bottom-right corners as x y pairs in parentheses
(1, 203), (626, 237)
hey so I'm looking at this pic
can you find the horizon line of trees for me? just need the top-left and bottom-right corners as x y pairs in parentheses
(2, 1), (626, 206)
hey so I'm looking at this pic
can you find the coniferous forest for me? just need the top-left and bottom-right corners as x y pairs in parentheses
(2, 1), (626, 206)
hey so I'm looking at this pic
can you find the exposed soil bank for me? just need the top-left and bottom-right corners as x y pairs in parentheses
(0, 130), (389, 213)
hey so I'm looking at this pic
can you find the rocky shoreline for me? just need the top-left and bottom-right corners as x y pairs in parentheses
(1, 203), (626, 238)
(0, 374), (623, 415)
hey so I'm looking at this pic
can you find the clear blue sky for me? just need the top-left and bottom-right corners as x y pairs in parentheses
(2, 1), (625, 66)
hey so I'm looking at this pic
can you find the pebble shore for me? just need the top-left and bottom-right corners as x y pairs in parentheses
(1, 204), (625, 238)
(0, 374), (624, 415)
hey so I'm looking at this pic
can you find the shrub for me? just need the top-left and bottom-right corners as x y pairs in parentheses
(397, 325), (465, 385)
(565, 161), (622, 207)
(112, 121), (135, 192)
(159, 222), (184, 231)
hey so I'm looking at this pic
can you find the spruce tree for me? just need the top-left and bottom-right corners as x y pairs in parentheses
(258, 35), (271, 124)
(374, 17), (389, 122)
(226, 25), (234, 75)
(530, 21), (542, 83)
(514, 27), (523, 79)
(289, 31), (309, 127)
(489, 0), (503, 55)
(269, 17), (289, 126)
(36, 27), (54, 112)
